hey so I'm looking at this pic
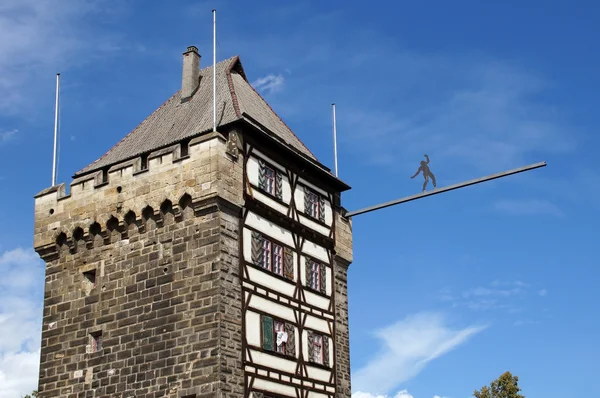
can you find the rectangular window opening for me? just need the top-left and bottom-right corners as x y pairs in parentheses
(306, 190), (320, 218)
(90, 331), (103, 353)
(83, 270), (96, 287)
(313, 334), (323, 364)
(309, 261), (320, 291)
(264, 165), (276, 196)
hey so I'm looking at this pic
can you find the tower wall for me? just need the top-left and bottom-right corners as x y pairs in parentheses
(33, 131), (245, 397)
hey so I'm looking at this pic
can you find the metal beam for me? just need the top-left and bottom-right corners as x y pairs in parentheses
(345, 161), (547, 218)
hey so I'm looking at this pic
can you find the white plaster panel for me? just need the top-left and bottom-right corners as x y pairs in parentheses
(308, 390), (331, 398)
(306, 365), (331, 383)
(245, 311), (261, 347)
(252, 377), (297, 397)
(245, 213), (294, 247)
(301, 241), (329, 263)
(298, 214), (330, 236)
(304, 315), (331, 335)
(248, 295), (295, 324)
(246, 266), (296, 296)
(248, 349), (297, 374)
(304, 290), (330, 309)
(252, 190), (288, 215)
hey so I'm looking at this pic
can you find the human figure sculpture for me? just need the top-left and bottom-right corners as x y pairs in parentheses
(410, 154), (437, 192)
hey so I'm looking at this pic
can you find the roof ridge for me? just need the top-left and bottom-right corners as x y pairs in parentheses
(235, 68), (317, 160)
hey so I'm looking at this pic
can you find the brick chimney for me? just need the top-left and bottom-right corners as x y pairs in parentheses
(181, 46), (200, 100)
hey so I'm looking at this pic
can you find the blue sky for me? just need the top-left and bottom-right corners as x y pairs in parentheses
(0, 0), (599, 397)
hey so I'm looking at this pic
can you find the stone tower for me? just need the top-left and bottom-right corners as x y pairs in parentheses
(33, 45), (353, 398)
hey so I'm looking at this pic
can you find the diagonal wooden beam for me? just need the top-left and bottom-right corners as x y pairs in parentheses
(345, 161), (547, 218)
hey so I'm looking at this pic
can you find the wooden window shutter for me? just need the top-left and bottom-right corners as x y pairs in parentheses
(253, 392), (264, 398)
(319, 263), (327, 295)
(258, 159), (266, 190)
(305, 259), (312, 288)
(307, 330), (314, 363)
(283, 247), (294, 281)
(284, 323), (295, 357)
(251, 231), (263, 265)
(323, 336), (330, 367)
(318, 194), (325, 223)
(276, 170), (283, 200)
(261, 315), (274, 351)
(304, 188), (310, 215)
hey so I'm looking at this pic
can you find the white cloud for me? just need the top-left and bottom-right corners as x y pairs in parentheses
(0, 247), (45, 397)
(351, 312), (486, 395)
(0, 0), (129, 116)
(353, 389), (448, 398)
(538, 289), (548, 296)
(252, 74), (285, 94)
(492, 199), (565, 218)
(0, 129), (17, 144)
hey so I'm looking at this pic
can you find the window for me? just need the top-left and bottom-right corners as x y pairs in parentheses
(258, 160), (282, 200)
(261, 239), (272, 271)
(264, 166), (276, 195)
(83, 270), (96, 288)
(261, 315), (295, 357)
(305, 190), (319, 218)
(90, 331), (102, 353)
(273, 245), (283, 276)
(306, 258), (327, 295)
(274, 320), (285, 353)
(251, 232), (293, 281)
(304, 187), (326, 222)
(82, 269), (97, 296)
(309, 261), (320, 291)
(312, 334), (323, 363)
(307, 330), (329, 367)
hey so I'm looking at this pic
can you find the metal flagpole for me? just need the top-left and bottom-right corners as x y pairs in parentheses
(332, 103), (338, 177)
(212, 9), (217, 132)
(345, 161), (547, 218)
(51, 73), (60, 186)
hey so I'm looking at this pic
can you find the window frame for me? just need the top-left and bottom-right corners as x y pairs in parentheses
(308, 260), (320, 291)
(305, 189), (320, 219)
(261, 314), (294, 357)
(312, 334), (323, 364)
(263, 164), (277, 196)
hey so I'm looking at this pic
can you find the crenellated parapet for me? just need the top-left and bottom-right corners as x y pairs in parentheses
(33, 130), (244, 257)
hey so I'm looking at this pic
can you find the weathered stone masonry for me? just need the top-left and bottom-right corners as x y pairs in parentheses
(34, 134), (245, 397)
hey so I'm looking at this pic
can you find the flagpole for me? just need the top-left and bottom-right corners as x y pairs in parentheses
(52, 73), (60, 186)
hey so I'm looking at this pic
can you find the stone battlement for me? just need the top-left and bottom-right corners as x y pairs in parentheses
(34, 131), (244, 253)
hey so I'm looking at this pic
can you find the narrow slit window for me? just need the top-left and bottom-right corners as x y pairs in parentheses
(83, 270), (96, 288)
(90, 331), (102, 353)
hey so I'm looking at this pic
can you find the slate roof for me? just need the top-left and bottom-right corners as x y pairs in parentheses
(75, 56), (317, 176)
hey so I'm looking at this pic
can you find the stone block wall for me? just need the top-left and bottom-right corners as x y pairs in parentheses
(33, 131), (245, 398)
(334, 212), (353, 398)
